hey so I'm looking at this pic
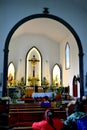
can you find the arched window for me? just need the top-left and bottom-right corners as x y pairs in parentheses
(8, 62), (15, 86)
(65, 42), (70, 69)
(52, 64), (62, 87)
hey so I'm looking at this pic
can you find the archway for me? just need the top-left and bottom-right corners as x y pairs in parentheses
(26, 46), (42, 86)
(3, 13), (84, 98)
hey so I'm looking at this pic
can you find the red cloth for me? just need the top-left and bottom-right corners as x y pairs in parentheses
(73, 84), (78, 97)
(32, 118), (63, 130)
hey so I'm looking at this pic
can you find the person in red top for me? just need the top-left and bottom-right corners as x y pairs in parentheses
(32, 109), (63, 130)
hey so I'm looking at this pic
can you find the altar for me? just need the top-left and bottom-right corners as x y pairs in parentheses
(32, 92), (55, 98)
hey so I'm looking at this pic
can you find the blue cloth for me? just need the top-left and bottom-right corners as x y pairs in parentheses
(77, 116), (87, 130)
(64, 112), (87, 130)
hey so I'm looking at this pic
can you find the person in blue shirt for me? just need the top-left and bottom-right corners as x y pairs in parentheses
(63, 98), (87, 130)
(40, 96), (51, 107)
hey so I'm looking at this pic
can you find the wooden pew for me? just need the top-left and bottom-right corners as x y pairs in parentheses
(9, 106), (65, 112)
(9, 102), (87, 130)
(8, 109), (66, 127)
(9, 102), (41, 109)
(8, 102), (67, 130)
(12, 110), (66, 130)
(10, 107), (46, 112)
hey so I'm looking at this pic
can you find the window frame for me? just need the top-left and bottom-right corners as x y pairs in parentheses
(65, 42), (70, 70)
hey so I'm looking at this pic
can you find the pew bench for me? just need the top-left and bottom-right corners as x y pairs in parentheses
(8, 110), (66, 128)
(8, 102), (68, 129)
(9, 102), (41, 109)
(10, 107), (46, 112)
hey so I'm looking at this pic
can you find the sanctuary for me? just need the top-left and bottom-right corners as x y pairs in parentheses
(7, 45), (80, 102)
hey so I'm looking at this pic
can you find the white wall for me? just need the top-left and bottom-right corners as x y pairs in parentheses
(9, 24), (79, 97)
(60, 34), (79, 96)
(9, 33), (60, 84)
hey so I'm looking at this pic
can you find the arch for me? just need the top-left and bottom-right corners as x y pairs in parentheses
(3, 13), (84, 97)
(25, 46), (42, 86)
(7, 62), (15, 86)
(52, 63), (62, 87)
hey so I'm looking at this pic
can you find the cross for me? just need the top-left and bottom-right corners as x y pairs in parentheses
(29, 55), (39, 77)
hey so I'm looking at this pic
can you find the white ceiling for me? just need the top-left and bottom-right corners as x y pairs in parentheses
(12, 0), (87, 43)
(13, 18), (72, 43)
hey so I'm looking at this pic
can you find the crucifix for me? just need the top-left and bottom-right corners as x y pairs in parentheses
(29, 55), (39, 92)
(29, 55), (39, 78)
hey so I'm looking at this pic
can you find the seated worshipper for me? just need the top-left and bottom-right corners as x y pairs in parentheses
(66, 100), (76, 116)
(63, 99), (87, 130)
(40, 96), (51, 107)
(32, 109), (63, 130)
(81, 95), (87, 104)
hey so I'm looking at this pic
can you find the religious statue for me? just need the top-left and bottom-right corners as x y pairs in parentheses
(8, 73), (13, 86)
(29, 55), (39, 77)
(29, 55), (39, 92)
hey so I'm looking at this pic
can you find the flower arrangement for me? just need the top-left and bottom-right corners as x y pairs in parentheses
(7, 77), (26, 98)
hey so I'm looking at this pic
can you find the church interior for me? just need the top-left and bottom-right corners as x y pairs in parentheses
(0, 0), (87, 129)
(7, 16), (80, 99)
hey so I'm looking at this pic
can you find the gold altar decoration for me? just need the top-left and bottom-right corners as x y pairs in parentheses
(28, 76), (39, 86)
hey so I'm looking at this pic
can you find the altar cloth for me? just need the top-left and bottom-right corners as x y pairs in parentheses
(32, 92), (54, 98)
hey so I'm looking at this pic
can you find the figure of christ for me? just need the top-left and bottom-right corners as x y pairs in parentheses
(29, 55), (39, 78)
(29, 55), (40, 92)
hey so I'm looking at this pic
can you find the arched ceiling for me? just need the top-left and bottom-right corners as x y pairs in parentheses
(12, 18), (73, 44)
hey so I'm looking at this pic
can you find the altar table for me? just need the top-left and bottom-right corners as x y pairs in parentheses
(32, 92), (54, 98)
(25, 87), (43, 97)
